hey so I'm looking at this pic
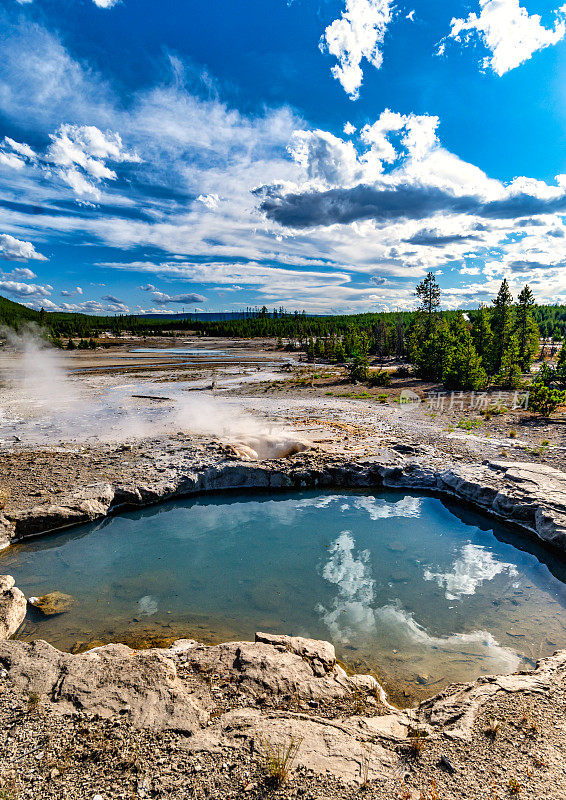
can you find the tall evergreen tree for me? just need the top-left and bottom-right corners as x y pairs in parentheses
(490, 279), (514, 373)
(471, 303), (492, 364)
(556, 341), (566, 388)
(410, 273), (443, 379)
(515, 284), (539, 372)
(496, 333), (521, 388)
(415, 272), (441, 334)
(409, 317), (453, 381)
(444, 315), (487, 390)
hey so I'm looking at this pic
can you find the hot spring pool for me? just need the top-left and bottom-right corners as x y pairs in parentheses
(2, 490), (566, 702)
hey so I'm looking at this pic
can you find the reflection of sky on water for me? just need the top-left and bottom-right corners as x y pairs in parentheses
(424, 543), (519, 600)
(318, 528), (523, 673)
(4, 490), (565, 691)
(297, 494), (422, 519)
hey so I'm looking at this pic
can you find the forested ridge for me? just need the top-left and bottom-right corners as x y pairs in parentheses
(2, 277), (566, 412)
(2, 292), (566, 342)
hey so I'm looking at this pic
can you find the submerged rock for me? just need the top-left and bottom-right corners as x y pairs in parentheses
(0, 574), (26, 639)
(29, 591), (75, 616)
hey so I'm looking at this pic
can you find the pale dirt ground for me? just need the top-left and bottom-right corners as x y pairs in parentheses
(0, 335), (564, 511)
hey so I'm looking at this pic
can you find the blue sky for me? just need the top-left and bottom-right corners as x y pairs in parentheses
(1, 0), (566, 314)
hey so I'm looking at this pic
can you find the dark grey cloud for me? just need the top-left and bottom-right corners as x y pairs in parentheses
(515, 218), (547, 227)
(151, 291), (207, 305)
(506, 259), (565, 273)
(255, 182), (566, 229)
(404, 228), (481, 247)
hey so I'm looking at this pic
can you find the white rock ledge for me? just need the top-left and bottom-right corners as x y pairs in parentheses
(1, 455), (566, 554)
(0, 575), (27, 639)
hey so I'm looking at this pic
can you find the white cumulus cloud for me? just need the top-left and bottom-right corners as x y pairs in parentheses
(46, 123), (141, 200)
(320, 0), (393, 99)
(0, 234), (47, 262)
(0, 280), (52, 298)
(447, 0), (566, 75)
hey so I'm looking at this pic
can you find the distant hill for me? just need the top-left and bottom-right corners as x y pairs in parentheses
(0, 295), (40, 328)
(136, 311), (253, 321)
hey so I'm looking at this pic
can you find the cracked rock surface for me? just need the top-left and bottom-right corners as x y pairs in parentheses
(0, 625), (565, 798)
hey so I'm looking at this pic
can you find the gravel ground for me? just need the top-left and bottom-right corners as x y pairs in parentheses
(1, 667), (565, 800)
(0, 339), (564, 515)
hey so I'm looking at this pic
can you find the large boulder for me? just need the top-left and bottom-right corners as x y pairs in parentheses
(0, 639), (208, 732)
(173, 634), (352, 701)
(0, 575), (26, 639)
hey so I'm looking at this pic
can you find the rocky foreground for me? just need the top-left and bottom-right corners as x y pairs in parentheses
(0, 602), (564, 800)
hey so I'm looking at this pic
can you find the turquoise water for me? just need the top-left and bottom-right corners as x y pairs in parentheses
(130, 348), (227, 356)
(2, 490), (566, 701)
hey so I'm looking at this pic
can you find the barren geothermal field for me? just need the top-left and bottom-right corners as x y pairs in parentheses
(1, 336), (566, 799)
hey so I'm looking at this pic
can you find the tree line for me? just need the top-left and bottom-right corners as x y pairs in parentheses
(407, 274), (540, 391)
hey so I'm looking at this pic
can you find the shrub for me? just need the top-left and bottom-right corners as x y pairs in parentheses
(407, 726), (428, 757)
(457, 418), (483, 431)
(347, 354), (369, 383)
(368, 369), (391, 387)
(528, 382), (566, 416)
(484, 717), (501, 738)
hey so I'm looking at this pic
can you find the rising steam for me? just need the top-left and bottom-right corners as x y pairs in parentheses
(0, 328), (309, 459)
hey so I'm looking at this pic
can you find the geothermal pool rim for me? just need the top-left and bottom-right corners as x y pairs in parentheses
(1, 453), (566, 556)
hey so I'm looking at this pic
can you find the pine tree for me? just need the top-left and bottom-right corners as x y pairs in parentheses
(556, 341), (566, 388)
(471, 304), (492, 364)
(348, 353), (369, 383)
(444, 316), (487, 390)
(490, 279), (514, 374)
(410, 273), (444, 379)
(415, 272), (441, 335)
(409, 317), (453, 381)
(515, 285), (539, 372)
(496, 333), (521, 388)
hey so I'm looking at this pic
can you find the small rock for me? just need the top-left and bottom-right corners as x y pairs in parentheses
(439, 755), (456, 774)
(29, 592), (75, 616)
